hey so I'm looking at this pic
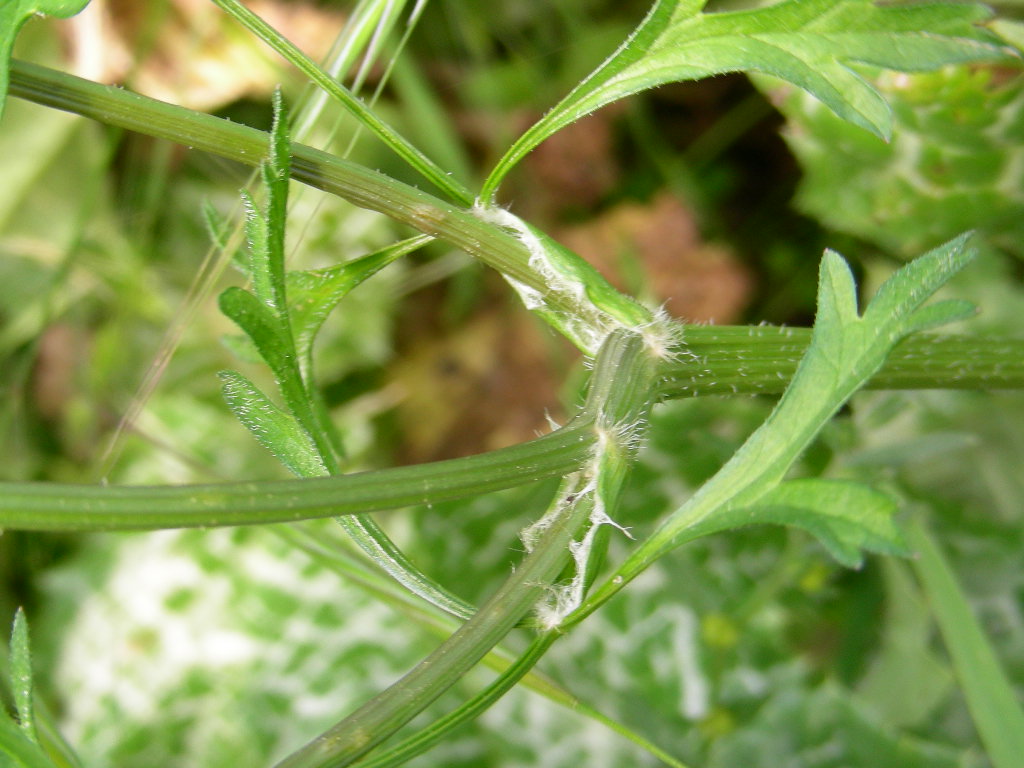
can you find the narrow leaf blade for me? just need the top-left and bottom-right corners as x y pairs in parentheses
(288, 235), (429, 363)
(907, 520), (1024, 768)
(9, 609), (37, 744)
(219, 371), (326, 478)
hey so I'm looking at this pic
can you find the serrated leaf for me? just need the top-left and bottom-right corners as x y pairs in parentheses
(685, 479), (908, 568)
(0, 0), (92, 120)
(8, 609), (37, 745)
(288, 236), (427, 365)
(218, 371), (326, 478)
(482, 0), (1008, 197)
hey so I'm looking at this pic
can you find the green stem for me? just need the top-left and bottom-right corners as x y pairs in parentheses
(353, 633), (559, 768)
(210, 0), (472, 205)
(0, 416), (594, 531)
(10, 63), (1023, 395)
(277, 524), (686, 767)
(276, 474), (593, 768)
(275, 330), (657, 768)
(664, 327), (1024, 398)
(6, 60), (553, 310)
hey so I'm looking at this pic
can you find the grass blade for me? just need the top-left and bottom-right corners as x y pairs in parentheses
(906, 520), (1024, 768)
(210, 0), (472, 205)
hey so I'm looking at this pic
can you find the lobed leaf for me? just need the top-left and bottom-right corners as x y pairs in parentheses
(573, 234), (980, 623)
(681, 478), (908, 568)
(0, 0), (91, 120)
(482, 0), (1009, 198)
(756, 64), (1024, 260)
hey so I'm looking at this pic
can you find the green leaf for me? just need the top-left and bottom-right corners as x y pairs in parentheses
(218, 287), (293, 381)
(287, 235), (428, 367)
(218, 371), (326, 478)
(0, 0), (91, 120)
(907, 520), (1024, 768)
(8, 609), (37, 745)
(682, 479), (907, 568)
(574, 234), (979, 623)
(481, 0), (1008, 198)
(242, 91), (290, 315)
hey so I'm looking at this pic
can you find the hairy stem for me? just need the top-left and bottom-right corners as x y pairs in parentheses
(275, 329), (657, 767)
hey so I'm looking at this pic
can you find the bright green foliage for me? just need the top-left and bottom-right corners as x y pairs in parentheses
(2, 2), (1023, 767)
(286, 236), (428, 380)
(567, 235), (979, 630)
(0, 610), (53, 766)
(218, 93), (325, 468)
(0, 0), (90, 119)
(761, 65), (1024, 258)
(482, 0), (1008, 199)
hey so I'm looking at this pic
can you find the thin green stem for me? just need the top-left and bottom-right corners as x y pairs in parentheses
(277, 524), (686, 767)
(0, 416), (594, 531)
(210, 0), (473, 205)
(356, 625), (688, 768)
(353, 633), (559, 768)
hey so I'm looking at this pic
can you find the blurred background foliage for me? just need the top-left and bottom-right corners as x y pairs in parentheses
(1, 1), (1022, 766)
